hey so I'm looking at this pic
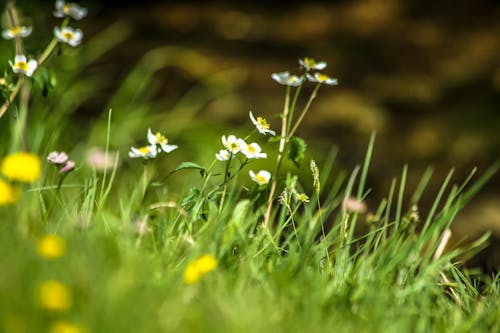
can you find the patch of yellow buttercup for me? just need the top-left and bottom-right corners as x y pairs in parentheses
(37, 235), (66, 259)
(0, 178), (18, 205)
(1, 152), (41, 183)
(184, 254), (217, 284)
(38, 280), (72, 311)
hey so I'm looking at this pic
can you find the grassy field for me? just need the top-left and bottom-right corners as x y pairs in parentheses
(1, 2), (499, 332)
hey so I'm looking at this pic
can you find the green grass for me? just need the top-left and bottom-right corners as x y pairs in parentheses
(1, 3), (500, 332)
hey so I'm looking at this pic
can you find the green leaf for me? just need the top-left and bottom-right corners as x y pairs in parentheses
(174, 162), (206, 177)
(288, 137), (307, 168)
(152, 162), (207, 186)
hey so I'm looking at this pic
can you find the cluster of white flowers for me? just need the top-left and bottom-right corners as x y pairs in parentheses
(216, 135), (267, 162)
(129, 129), (178, 159)
(214, 111), (275, 186)
(271, 57), (338, 87)
(53, 1), (86, 47)
(2, 1), (86, 78)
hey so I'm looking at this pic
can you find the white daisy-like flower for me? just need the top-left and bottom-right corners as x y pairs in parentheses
(215, 149), (232, 161)
(54, 26), (83, 47)
(128, 145), (158, 159)
(306, 72), (338, 85)
(9, 55), (38, 77)
(299, 57), (327, 71)
(249, 111), (275, 136)
(54, 0), (87, 20)
(271, 71), (304, 87)
(2, 26), (32, 39)
(238, 140), (267, 159)
(147, 128), (178, 153)
(249, 170), (271, 186)
(221, 135), (242, 154)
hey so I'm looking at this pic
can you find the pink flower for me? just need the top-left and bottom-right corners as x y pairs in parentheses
(342, 197), (367, 214)
(59, 160), (75, 174)
(47, 151), (69, 165)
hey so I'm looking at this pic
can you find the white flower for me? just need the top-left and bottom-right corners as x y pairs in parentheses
(47, 151), (69, 165)
(9, 55), (38, 77)
(128, 145), (158, 159)
(249, 111), (275, 136)
(249, 170), (271, 186)
(2, 26), (32, 39)
(221, 135), (242, 154)
(54, 0), (87, 20)
(147, 128), (178, 153)
(271, 71), (304, 87)
(238, 140), (267, 159)
(299, 57), (327, 71)
(215, 149), (232, 161)
(54, 26), (83, 47)
(306, 72), (338, 85)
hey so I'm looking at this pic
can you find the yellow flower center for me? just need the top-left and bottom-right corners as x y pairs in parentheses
(256, 175), (267, 184)
(14, 61), (29, 71)
(63, 4), (71, 13)
(62, 31), (74, 40)
(9, 26), (22, 35)
(155, 133), (168, 144)
(316, 73), (329, 81)
(247, 145), (257, 153)
(257, 117), (270, 129)
(139, 147), (151, 154)
(304, 58), (314, 67)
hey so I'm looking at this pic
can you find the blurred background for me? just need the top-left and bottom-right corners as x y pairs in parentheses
(2, 0), (499, 268)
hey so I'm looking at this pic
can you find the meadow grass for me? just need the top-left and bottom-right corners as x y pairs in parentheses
(1, 2), (499, 332)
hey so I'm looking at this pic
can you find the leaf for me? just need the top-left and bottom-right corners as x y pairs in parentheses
(288, 137), (307, 168)
(174, 162), (206, 177)
(152, 161), (206, 186)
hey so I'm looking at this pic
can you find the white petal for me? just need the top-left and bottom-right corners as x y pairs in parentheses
(161, 144), (178, 153)
(147, 128), (156, 145)
(249, 111), (258, 125)
(25, 60), (38, 77)
(15, 55), (27, 63)
(2, 29), (13, 39)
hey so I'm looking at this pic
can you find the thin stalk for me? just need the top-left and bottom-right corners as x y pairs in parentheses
(288, 83), (321, 138)
(6, 2), (22, 55)
(286, 83), (303, 134)
(263, 85), (291, 227)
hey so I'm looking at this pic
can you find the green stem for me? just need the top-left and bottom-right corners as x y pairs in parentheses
(263, 86), (291, 227)
(288, 83), (321, 138)
(287, 82), (303, 134)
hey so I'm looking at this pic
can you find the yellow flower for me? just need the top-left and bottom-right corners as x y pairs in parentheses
(183, 254), (217, 284)
(49, 321), (85, 333)
(0, 179), (18, 205)
(196, 254), (218, 273)
(38, 280), (72, 311)
(37, 235), (66, 259)
(1, 152), (41, 183)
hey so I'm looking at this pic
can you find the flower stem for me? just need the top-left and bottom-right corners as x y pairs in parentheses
(288, 83), (321, 138)
(263, 86), (291, 227)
